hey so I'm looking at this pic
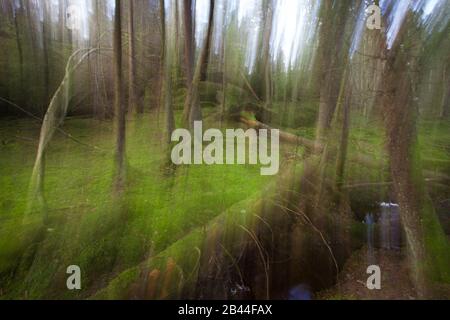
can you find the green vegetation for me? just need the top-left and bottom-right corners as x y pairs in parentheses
(0, 113), (273, 298)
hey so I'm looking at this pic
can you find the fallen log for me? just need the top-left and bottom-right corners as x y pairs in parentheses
(239, 116), (380, 169)
(239, 116), (320, 152)
(239, 116), (450, 178)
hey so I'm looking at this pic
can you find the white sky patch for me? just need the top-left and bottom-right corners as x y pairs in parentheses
(383, 0), (411, 49)
(423, 0), (440, 16)
(237, 0), (261, 71)
(272, 0), (311, 68)
(195, 0), (211, 47)
(65, 0), (91, 39)
(234, 0), (316, 70)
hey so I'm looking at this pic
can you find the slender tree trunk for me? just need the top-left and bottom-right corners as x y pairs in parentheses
(314, 0), (349, 144)
(183, 0), (215, 128)
(174, 0), (180, 70)
(114, 0), (126, 187)
(58, 0), (64, 45)
(24, 0), (37, 54)
(182, 0), (194, 83)
(182, 0), (195, 120)
(335, 84), (352, 190)
(220, 4), (227, 122)
(160, 0), (175, 143)
(13, 5), (24, 104)
(440, 70), (449, 118)
(158, 0), (166, 119)
(128, 0), (139, 114)
(42, 1), (51, 102)
(261, 0), (274, 122)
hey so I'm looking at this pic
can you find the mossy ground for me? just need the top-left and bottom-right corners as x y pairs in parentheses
(0, 110), (448, 299)
(0, 110), (273, 299)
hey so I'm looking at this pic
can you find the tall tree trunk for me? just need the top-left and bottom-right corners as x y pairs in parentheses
(24, 0), (37, 54)
(440, 69), (449, 118)
(42, 1), (51, 102)
(335, 78), (352, 191)
(13, 5), (25, 105)
(160, 0), (175, 143)
(174, 0), (181, 70)
(128, 0), (139, 114)
(183, 0), (215, 128)
(380, 13), (444, 298)
(261, 0), (274, 122)
(58, 0), (64, 45)
(158, 0), (166, 119)
(314, 0), (350, 144)
(182, 0), (195, 108)
(114, 0), (126, 187)
(220, 1), (228, 122)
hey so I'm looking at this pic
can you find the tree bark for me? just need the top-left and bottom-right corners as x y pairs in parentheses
(314, 0), (350, 143)
(128, 0), (139, 113)
(261, 0), (274, 122)
(13, 4), (25, 105)
(182, 0), (195, 88)
(183, 0), (215, 128)
(381, 14), (430, 297)
(42, 1), (52, 102)
(160, 0), (175, 143)
(114, 0), (126, 187)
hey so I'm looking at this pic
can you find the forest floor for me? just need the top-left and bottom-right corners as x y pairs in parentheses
(0, 110), (280, 299)
(318, 247), (417, 300)
(0, 111), (449, 299)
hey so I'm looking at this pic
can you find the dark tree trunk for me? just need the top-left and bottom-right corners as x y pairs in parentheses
(161, 0), (175, 143)
(128, 0), (139, 113)
(13, 4), (25, 104)
(42, 1), (51, 102)
(183, 0), (215, 128)
(182, 0), (195, 87)
(382, 13), (450, 298)
(314, 0), (350, 143)
(114, 0), (126, 187)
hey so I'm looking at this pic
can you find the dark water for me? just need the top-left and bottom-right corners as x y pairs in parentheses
(379, 203), (401, 250)
(363, 202), (402, 266)
(365, 212), (376, 264)
(288, 284), (312, 300)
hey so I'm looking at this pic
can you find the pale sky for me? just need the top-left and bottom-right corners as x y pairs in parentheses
(47, 0), (446, 65)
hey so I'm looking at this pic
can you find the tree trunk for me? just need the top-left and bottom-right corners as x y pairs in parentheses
(183, 0), (215, 128)
(181, 0), (195, 123)
(114, 0), (126, 187)
(158, 0), (166, 119)
(314, 0), (350, 144)
(13, 4), (25, 105)
(160, 0), (175, 143)
(440, 70), (449, 118)
(182, 0), (195, 87)
(42, 1), (52, 102)
(335, 84), (352, 190)
(128, 0), (139, 113)
(261, 0), (274, 122)
(377, 9), (449, 296)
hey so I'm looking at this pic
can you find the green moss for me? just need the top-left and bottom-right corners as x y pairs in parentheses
(0, 114), (273, 299)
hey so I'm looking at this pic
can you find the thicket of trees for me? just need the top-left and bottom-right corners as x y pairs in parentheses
(0, 0), (449, 299)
